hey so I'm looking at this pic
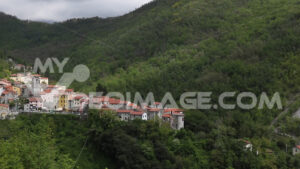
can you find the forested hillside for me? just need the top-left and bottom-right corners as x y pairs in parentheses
(0, 0), (300, 168)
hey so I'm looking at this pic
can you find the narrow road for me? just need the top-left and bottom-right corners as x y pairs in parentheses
(269, 93), (300, 129)
(269, 93), (300, 141)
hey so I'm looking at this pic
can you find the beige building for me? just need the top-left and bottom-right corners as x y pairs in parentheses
(0, 104), (9, 119)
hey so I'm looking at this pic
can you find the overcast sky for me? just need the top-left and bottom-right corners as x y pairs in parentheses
(0, 0), (152, 22)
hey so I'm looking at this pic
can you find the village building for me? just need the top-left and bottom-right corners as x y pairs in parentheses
(130, 111), (147, 120)
(40, 88), (59, 110)
(146, 108), (162, 120)
(71, 94), (89, 113)
(240, 139), (253, 152)
(32, 76), (41, 97)
(108, 98), (125, 110)
(12, 86), (22, 96)
(163, 108), (184, 130)
(2, 72), (186, 129)
(0, 79), (11, 86)
(73, 96), (83, 111)
(56, 89), (74, 112)
(10, 73), (31, 84)
(10, 74), (18, 82)
(40, 77), (49, 85)
(293, 145), (300, 156)
(14, 64), (25, 71)
(89, 96), (104, 109)
(150, 102), (163, 109)
(0, 104), (9, 119)
(24, 97), (43, 112)
(58, 93), (68, 110)
(117, 109), (131, 121)
(0, 87), (17, 104)
(26, 66), (33, 72)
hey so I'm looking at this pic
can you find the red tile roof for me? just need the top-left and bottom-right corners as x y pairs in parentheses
(2, 90), (15, 95)
(164, 108), (183, 113)
(44, 89), (52, 93)
(240, 139), (251, 144)
(130, 111), (143, 116)
(128, 103), (139, 108)
(109, 98), (122, 104)
(162, 113), (171, 118)
(74, 96), (83, 100)
(172, 112), (184, 116)
(65, 89), (73, 92)
(148, 108), (160, 112)
(117, 110), (132, 114)
(4, 85), (12, 89)
(0, 104), (9, 108)
(29, 97), (38, 102)
(296, 145), (300, 149)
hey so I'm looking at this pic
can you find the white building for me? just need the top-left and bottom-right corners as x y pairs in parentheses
(293, 145), (300, 156)
(40, 88), (59, 110)
(32, 76), (41, 97)
(240, 139), (253, 152)
(40, 77), (49, 85)
(10, 73), (33, 84)
(24, 97), (43, 111)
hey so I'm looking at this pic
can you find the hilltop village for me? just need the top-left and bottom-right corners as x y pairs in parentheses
(0, 65), (184, 130)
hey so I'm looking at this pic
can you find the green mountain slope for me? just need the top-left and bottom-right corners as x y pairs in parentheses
(0, 0), (299, 94)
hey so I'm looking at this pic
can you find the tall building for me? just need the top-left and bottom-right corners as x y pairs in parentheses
(32, 76), (41, 97)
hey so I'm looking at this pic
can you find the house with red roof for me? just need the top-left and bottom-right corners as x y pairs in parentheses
(117, 109), (132, 121)
(0, 79), (11, 86)
(96, 98), (185, 129)
(10, 73), (32, 84)
(69, 94), (89, 112)
(293, 145), (300, 156)
(161, 108), (184, 130)
(147, 108), (162, 120)
(0, 89), (17, 104)
(24, 97), (43, 111)
(130, 111), (147, 121)
(125, 102), (140, 110)
(108, 98), (127, 110)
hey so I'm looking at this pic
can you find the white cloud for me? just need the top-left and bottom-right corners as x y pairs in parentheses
(0, 0), (152, 21)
